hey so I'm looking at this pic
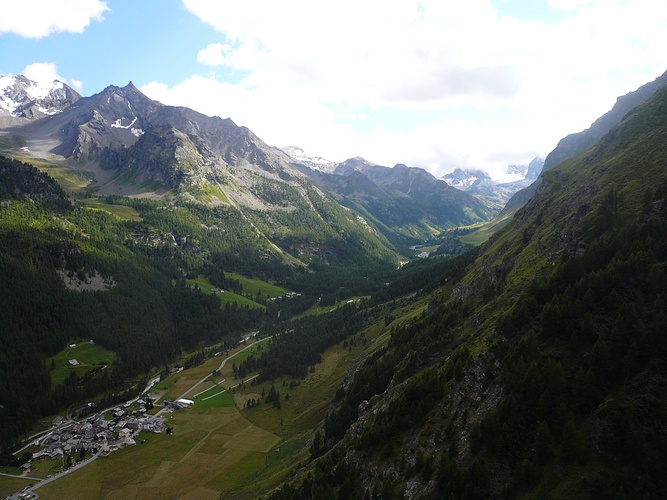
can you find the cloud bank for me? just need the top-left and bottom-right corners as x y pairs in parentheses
(0, 0), (108, 39)
(139, 1), (667, 177)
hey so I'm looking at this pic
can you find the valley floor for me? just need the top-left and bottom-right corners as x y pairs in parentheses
(24, 321), (387, 500)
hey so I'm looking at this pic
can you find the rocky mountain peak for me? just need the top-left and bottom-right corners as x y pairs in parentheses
(0, 74), (81, 126)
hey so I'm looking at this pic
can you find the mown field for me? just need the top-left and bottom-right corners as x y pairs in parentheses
(186, 275), (266, 310)
(48, 341), (118, 387)
(81, 198), (142, 221)
(0, 474), (33, 498)
(225, 271), (289, 299)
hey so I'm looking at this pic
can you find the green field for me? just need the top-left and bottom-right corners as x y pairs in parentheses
(37, 164), (96, 194)
(295, 296), (368, 319)
(225, 272), (289, 299)
(0, 475), (33, 498)
(194, 387), (235, 409)
(228, 339), (268, 362)
(459, 210), (515, 246)
(81, 198), (142, 221)
(186, 275), (266, 310)
(219, 291), (266, 310)
(48, 342), (117, 387)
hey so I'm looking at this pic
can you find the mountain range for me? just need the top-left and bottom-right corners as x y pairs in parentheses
(0, 76), (516, 254)
(290, 155), (495, 248)
(266, 70), (667, 499)
(2, 68), (667, 498)
(0, 75), (81, 128)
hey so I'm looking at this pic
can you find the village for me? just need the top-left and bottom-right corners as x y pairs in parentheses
(24, 399), (166, 473)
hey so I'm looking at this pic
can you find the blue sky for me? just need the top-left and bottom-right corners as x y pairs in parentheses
(2, 0), (667, 179)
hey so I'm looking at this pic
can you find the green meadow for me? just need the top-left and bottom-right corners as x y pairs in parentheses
(81, 198), (142, 221)
(48, 342), (117, 387)
(225, 271), (289, 299)
(186, 275), (266, 310)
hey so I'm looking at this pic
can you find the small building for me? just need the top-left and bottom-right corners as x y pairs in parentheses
(52, 416), (66, 427)
(68, 359), (79, 366)
(32, 450), (48, 460)
(69, 343), (77, 348)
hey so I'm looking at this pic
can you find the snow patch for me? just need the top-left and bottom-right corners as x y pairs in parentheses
(37, 105), (62, 116)
(110, 116), (138, 129)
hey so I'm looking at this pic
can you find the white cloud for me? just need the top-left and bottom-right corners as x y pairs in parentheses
(22, 63), (65, 84)
(197, 43), (231, 66)
(70, 79), (84, 92)
(0, 0), (108, 38)
(22, 62), (84, 92)
(160, 0), (667, 179)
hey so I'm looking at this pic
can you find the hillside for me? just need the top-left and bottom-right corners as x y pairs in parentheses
(0, 152), (399, 452)
(267, 74), (667, 498)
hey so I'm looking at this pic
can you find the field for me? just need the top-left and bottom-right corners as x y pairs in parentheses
(458, 210), (515, 246)
(186, 275), (265, 310)
(48, 341), (117, 387)
(225, 272), (290, 299)
(0, 475), (33, 498)
(37, 163), (96, 194)
(33, 322), (386, 499)
(218, 291), (266, 310)
(295, 296), (368, 319)
(81, 198), (142, 221)
(193, 386), (235, 409)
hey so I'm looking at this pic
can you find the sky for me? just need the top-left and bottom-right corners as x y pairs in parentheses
(1, 0), (667, 180)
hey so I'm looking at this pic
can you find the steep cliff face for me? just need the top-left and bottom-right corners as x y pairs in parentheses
(501, 69), (667, 215)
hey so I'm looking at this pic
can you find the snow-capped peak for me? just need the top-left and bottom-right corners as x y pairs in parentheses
(0, 74), (80, 120)
(281, 145), (337, 173)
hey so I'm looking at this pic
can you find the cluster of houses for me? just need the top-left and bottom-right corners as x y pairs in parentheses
(31, 403), (166, 462)
(268, 291), (301, 301)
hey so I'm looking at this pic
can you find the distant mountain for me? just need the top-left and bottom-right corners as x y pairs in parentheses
(8, 81), (304, 197)
(501, 69), (667, 215)
(294, 155), (495, 248)
(281, 146), (336, 173)
(0, 78), (398, 269)
(442, 168), (492, 192)
(442, 157), (544, 210)
(0, 75), (80, 128)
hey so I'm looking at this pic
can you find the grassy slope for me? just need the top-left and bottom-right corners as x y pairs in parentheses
(48, 342), (117, 387)
(186, 275), (266, 310)
(80, 198), (142, 221)
(225, 271), (290, 298)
